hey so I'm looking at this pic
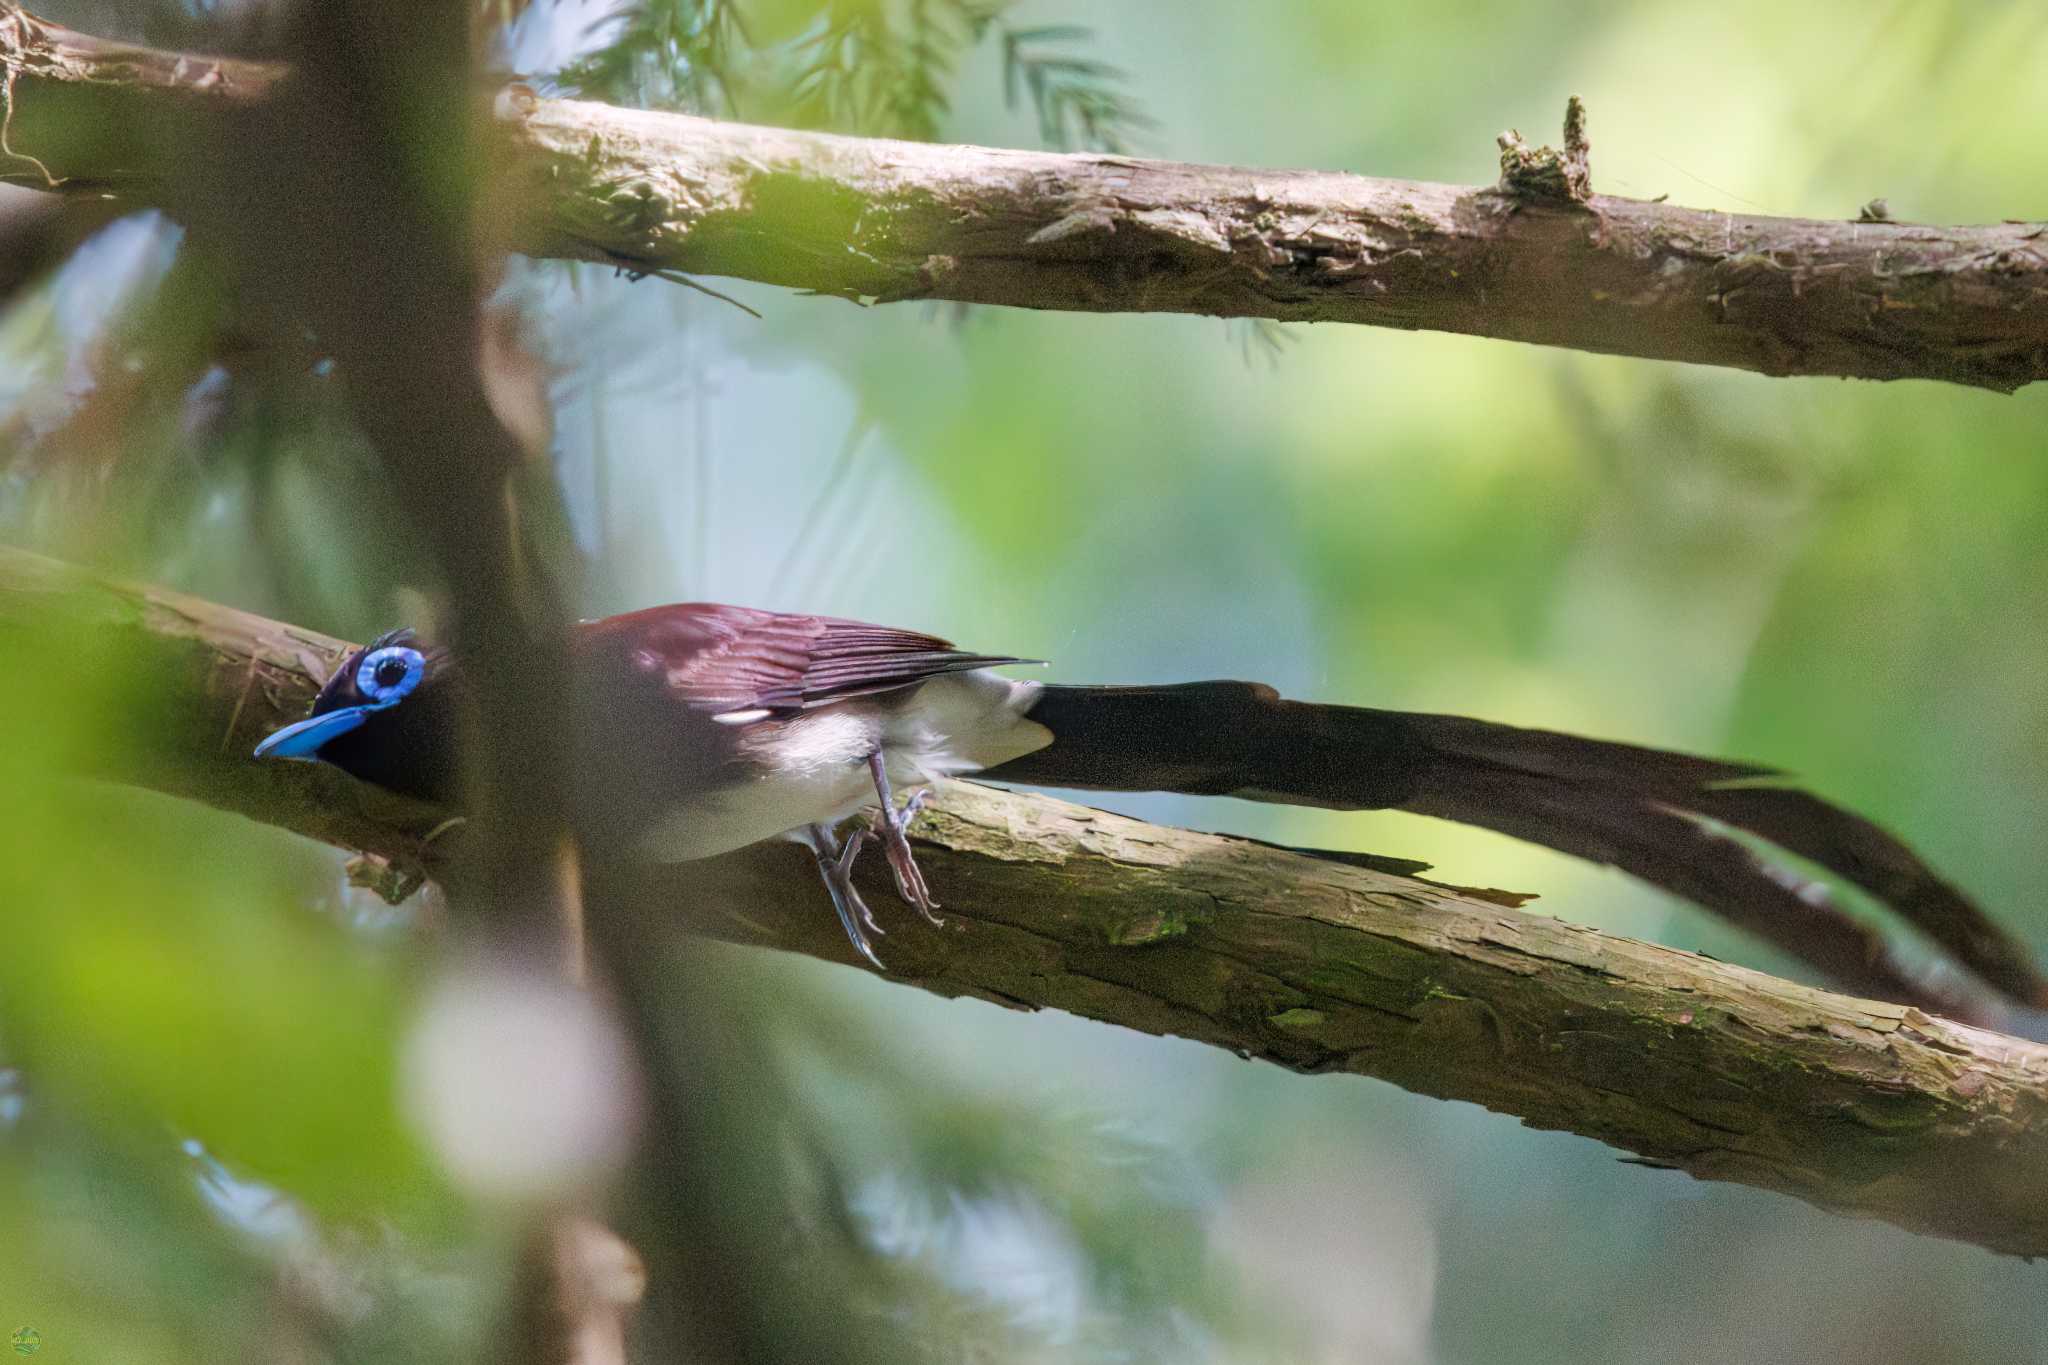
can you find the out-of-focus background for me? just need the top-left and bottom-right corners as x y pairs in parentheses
(3, 1), (2047, 1361)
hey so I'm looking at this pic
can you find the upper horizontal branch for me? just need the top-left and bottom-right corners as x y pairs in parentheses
(4, 12), (2048, 388)
(495, 102), (2048, 393)
(2, 10), (2045, 390)
(6, 542), (2048, 1257)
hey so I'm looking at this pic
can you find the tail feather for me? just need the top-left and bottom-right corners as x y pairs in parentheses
(1404, 757), (1989, 1019)
(982, 682), (2044, 1018)
(1403, 711), (1772, 792)
(1686, 784), (2042, 1008)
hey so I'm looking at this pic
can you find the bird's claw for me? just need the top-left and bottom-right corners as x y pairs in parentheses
(833, 826), (887, 938)
(804, 758), (949, 968)
(867, 752), (942, 926)
(805, 822), (886, 969)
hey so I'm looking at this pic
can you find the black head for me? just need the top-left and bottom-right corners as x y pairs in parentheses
(253, 629), (463, 803)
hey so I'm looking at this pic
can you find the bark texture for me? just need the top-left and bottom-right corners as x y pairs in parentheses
(6, 543), (2047, 1257)
(3, 10), (2047, 390)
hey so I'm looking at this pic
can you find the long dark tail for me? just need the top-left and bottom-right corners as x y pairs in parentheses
(981, 682), (2044, 1019)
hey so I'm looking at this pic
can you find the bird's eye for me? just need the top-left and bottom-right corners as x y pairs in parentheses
(355, 645), (425, 706)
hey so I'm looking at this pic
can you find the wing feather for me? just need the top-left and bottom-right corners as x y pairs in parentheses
(575, 603), (1032, 716)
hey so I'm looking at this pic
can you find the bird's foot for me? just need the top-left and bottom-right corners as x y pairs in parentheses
(345, 815), (469, 907)
(867, 751), (942, 927)
(803, 822), (887, 970)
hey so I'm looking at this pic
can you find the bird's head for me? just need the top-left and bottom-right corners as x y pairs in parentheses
(253, 629), (462, 802)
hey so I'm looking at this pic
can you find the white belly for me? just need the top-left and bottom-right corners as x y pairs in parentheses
(635, 671), (1049, 862)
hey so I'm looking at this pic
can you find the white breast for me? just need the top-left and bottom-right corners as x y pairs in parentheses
(634, 670), (1051, 863)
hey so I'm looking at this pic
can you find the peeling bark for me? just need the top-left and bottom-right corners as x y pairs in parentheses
(2, 11), (2046, 389)
(6, 543), (2047, 1257)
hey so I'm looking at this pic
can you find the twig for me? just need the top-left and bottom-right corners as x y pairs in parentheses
(601, 248), (763, 319)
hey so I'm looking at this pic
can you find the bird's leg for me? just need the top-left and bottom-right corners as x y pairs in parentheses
(866, 750), (943, 926)
(801, 822), (887, 970)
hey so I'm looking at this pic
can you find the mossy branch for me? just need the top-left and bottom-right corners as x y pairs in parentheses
(3, 10), (2047, 390)
(6, 543), (2047, 1257)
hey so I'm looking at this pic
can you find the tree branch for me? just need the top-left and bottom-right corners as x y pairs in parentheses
(3, 10), (2045, 391)
(8, 542), (2046, 1258)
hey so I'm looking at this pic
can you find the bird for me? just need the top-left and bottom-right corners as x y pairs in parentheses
(253, 603), (2046, 1016)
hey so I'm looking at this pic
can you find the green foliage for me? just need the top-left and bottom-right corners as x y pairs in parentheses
(554, 0), (1148, 150)
(999, 23), (1153, 152)
(786, 0), (998, 141)
(557, 0), (755, 114)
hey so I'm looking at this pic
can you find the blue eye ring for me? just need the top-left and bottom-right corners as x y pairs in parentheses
(355, 645), (425, 706)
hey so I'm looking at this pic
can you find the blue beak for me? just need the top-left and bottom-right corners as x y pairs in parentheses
(253, 705), (373, 760)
